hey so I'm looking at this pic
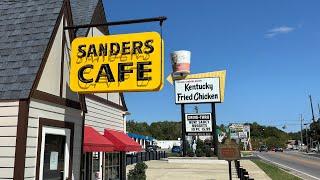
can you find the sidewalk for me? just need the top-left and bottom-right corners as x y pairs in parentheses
(240, 160), (271, 180)
(127, 158), (269, 180)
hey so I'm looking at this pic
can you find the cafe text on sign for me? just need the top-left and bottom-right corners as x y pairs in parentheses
(70, 32), (164, 93)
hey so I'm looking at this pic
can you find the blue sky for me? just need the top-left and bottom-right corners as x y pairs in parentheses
(103, 0), (320, 132)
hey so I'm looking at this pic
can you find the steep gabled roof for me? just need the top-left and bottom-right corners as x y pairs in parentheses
(70, 0), (106, 36)
(0, 0), (64, 100)
(0, 0), (109, 101)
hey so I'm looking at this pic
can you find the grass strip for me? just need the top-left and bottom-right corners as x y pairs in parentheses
(251, 159), (302, 180)
(241, 151), (253, 157)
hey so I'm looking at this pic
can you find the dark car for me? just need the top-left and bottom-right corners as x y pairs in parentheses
(259, 145), (268, 152)
(274, 147), (283, 152)
(171, 145), (182, 153)
(146, 145), (157, 152)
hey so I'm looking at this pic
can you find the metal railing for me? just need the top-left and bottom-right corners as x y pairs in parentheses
(126, 151), (167, 165)
(235, 160), (254, 180)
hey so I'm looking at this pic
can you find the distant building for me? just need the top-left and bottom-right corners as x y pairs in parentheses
(287, 140), (298, 150)
(0, 1), (141, 179)
(127, 133), (156, 149)
(156, 140), (181, 149)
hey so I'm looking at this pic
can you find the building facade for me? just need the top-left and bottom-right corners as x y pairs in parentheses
(0, 0), (139, 179)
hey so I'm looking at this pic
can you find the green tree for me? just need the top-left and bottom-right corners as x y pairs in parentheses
(248, 122), (289, 149)
(126, 120), (182, 140)
(310, 122), (320, 143)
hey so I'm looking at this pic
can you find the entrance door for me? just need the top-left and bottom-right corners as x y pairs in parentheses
(40, 126), (71, 180)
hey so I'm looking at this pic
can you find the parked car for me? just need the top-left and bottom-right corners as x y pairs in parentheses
(274, 147), (283, 152)
(146, 145), (158, 152)
(259, 145), (268, 152)
(171, 145), (182, 153)
(310, 148), (318, 152)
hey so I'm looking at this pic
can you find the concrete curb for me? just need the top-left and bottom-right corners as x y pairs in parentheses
(168, 157), (227, 164)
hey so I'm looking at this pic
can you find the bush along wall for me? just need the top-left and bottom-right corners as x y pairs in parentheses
(128, 162), (148, 180)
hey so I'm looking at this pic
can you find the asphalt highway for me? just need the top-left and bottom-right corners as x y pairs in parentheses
(255, 151), (320, 180)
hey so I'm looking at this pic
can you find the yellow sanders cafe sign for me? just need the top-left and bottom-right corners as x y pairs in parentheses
(70, 32), (164, 93)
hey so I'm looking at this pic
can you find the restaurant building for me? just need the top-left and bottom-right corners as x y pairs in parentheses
(0, 0), (141, 179)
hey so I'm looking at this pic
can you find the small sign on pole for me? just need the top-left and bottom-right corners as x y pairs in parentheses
(185, 113), (212, 136)
(218, 139), (241, 161)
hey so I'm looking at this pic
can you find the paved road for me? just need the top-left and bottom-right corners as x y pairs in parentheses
(255, 151), (320, 180)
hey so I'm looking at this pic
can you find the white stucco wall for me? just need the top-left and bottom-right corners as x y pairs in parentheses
(37, 16), (63, 96)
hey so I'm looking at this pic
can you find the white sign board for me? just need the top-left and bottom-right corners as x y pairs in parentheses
(238, 132), (247, 139)
(185, 113), (212, 135)
(229, 123), (244, 131)
(243, 125), (250, 132)
(230, 133), (238, 139)
(175, 78), (221, 104)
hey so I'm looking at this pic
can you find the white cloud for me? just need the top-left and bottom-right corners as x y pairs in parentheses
(265, 26), (295, 38)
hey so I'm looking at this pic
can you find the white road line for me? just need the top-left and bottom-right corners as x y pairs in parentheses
(257, 154), (320, 180)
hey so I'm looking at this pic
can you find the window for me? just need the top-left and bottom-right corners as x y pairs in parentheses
(104, 152), (120, 180)
(84, 152), (102, 180)
(92, 152), (100, 173)
(43, 134), (66, 180)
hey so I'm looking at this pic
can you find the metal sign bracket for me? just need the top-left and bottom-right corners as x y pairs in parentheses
(64, 16), (167, 32)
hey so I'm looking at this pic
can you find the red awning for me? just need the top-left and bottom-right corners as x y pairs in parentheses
(83, 126), (114, 152)
(104, 129), (142, 152)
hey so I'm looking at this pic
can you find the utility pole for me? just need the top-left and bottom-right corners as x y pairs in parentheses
(309, 95), (315, 123)
(304, 123), (309, 152)
(300, 115), (303, 148)
(318, 103), (320, 121)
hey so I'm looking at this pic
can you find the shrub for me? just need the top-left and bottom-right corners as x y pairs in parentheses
(195, 149), (205, 157)
(128, 162), (148, 180)
(167, 152), (181, 157)
(186, 148), (195, 157)
(196, 139), (205, 150)
(204, 147), (215, 157)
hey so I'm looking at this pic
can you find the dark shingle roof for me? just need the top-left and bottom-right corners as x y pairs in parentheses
(70, 0), (100, 36)
(0, 0), (64, 100)
(0, 0), (103, 100)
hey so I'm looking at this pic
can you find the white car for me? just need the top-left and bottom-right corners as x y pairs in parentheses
(310, 148), (318, 152)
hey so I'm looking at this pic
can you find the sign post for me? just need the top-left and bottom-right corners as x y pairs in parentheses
(174, 77), (222, 156)
(228, 160), (232, 180)
(181, 104), (187, 156)
(218, 139), (241, 180)
(211, 103), (218, 156)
